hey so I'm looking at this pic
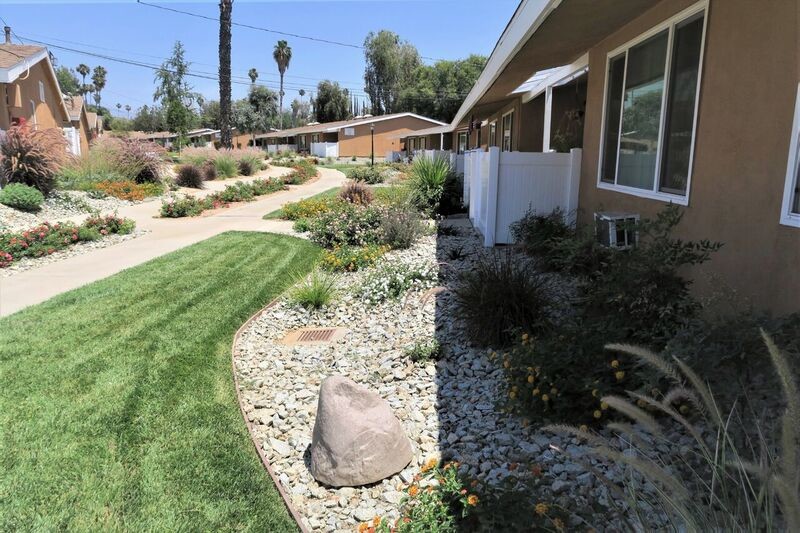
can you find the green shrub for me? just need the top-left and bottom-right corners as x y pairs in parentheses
(320, 244), (388, 272)
(346, 165), (384, 184)
(0, 183), (45, 211)
(358, 261), (438, 304)
(175, 164), (205, 189)
(283, 160), (317, 184)
(290, 270), (337, 309)
(407, 156), (453, 214)
(374, 185), (412, 208)
(280, 196), (341, 221)
(405, 339), (441, 363)
(338, 181), (373, 205)
(160, 196), (209, 217)
(77, 226), (102, 241)
(380, 207), (423, 249)
(453, 250), (550, 347)
(0, 125), (67, 195)
(214, 155), (238, 178)
(292, 218), (311, 232)
(308, 203), (383, 248)
(511, 207), (574, 258)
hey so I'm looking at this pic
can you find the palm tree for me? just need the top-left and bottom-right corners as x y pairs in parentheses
(272, 40), (292, 129)
(91, 66), (107, 110)
(248, 68), (258, 85)
(76, 64), (90, 96)
(116, 103), (122, 113)
(218, 0), (233, 148)
(125, 104), (131, 118)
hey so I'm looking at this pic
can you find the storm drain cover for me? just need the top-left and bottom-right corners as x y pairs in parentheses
(281, 327), (348, 345)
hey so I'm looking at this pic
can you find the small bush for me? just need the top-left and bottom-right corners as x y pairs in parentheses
(0, 183), (45, 211)
(453, 250), (550, 347)
(283, 160), (318, 184)
(160, 195), (211, 217)
(237, 159), (255, 176)
(346, 165), (384, 184)
(290, 270), (337, 309)
(202, 160), (217, 181)
(407, 156), (454, 214)
(214, 155), (238, 178)
(373, 185), (412, 208)
(320, 244), (388, 272)
(0, 124), (68, 195)
(358, 261), (438, 304)
(175, 164), (205, 189)
(381, 207), (423, 249)
(280, 196), (341, 221)
(308, 203), (383, 248)
(92, 180), (163, 201)
(511, 207), (574, 258)
(339, 181), (373, 205)
(405, 339), (441, 363)
(77, 226), (102, 241)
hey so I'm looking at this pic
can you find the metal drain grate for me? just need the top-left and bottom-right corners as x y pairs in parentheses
(281, 327), (348, 345)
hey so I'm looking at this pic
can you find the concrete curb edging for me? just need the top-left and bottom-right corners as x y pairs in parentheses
(231, 298), (312, 533)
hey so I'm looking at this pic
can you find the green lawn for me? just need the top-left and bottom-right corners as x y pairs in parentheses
(0, 232), (321, 531)
(263, 187), (341, 219)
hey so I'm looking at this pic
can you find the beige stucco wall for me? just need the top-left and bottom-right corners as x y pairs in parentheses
(336, 116), (440, 157)
(0, 59), (66, 131)
(577, 0), (800, 314)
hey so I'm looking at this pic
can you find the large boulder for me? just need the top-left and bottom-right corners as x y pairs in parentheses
(309, 375), (413, 487)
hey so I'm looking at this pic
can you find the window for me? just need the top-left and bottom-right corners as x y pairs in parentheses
(344, 127), (355, 136)
(489, 121), (497, 147)
(781, 83), (800, 228)
(457, 131), (468, 154)
(29, 100), (37, 127)
(38, 81), (45, 103)
(501, 111), (513, 152)
(598, 5), (706, 203)
(311, 133), (319, 143)
(420, 137), (426, 150)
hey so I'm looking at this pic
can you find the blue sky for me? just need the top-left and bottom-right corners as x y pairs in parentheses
(0, 0), (519, 116)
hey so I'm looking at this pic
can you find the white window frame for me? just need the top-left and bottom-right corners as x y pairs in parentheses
(596, 1), (708, 206)
(343, 127), (355, 136)
(489, 121), (497, 147)
(38, 81), (45, 103)
(780, 83), (800, 228)
(457, 131), (468, 154)
(501, 109), (514, 152)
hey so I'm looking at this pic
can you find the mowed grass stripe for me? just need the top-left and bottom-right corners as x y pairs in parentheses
(0, 232), (320, 531)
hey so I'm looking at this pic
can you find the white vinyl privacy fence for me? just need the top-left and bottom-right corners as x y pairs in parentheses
(464, 147), (582, 246)
(414, 149), (457, 167)
(310, 142), (339, 158)
(267, 144), (298, 154)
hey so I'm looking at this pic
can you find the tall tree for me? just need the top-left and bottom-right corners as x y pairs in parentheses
(116, 103), (122, 114)
(272, 40), (292, 129)
(91, 66), (108, 110)
(154, 41), (198, 147)
(218, 0), (233, 148)
(314, 80), (350, 123)
(248, 68), (258, 84)
(199, 100), (222, 129)
(76, 63), (90, 96)
(363, 30), (420, 115)
(132, 105), (166, 132)
(125, 104), (131, 118)
(55, 66), (80, 96)
(232, 85), (277, 146)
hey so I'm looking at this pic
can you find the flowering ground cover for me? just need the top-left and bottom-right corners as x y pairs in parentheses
(0, 232), (319, 531)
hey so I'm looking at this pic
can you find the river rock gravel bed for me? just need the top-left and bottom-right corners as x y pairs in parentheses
(233, 225), (690, 532)
(0, 191), (138, 232)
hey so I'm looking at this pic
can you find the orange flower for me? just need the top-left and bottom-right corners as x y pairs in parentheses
(467, 494), (479, 506)
(421, 457), (438, 472)
(534, 502), (549, 516)
(407, 485), (420, 497)
(358, 523), (369, 533)
(373, 516), (381, 527)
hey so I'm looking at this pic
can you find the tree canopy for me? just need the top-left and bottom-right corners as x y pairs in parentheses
(154, 41), (199, 144)
(55, 67), (80, 96)
(233, 85), (278, 145)
(314, 80), (350, 123)
(363, 30), (420, 116)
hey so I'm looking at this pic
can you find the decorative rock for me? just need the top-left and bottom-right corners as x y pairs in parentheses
(310, 375), (413, 487)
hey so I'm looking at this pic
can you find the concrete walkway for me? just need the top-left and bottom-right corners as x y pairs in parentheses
(0, 166), (346, 317)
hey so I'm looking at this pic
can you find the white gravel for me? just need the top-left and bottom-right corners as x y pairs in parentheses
(0, 190), (137, 232)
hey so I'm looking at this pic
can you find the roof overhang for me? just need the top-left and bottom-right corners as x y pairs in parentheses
(451, 0), (659, 126)
(0, 48), (70, 122)
(324, 113), (447, 132)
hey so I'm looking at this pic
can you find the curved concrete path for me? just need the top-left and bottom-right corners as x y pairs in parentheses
(0, 166), (347, 317)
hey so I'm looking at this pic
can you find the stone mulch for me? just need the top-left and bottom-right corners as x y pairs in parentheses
(0, 190), (137, 232)
(233, 225), (685, 532)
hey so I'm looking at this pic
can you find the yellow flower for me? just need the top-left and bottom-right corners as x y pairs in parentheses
(373, 516), (381, 527)
(534, 502), (549, 516)
(593, 410), (602, 419)
(611, 359), (620, 368)
(527, 375), (535, 384)
(592, 389), (599, 398)
(600, 401), (608, 410)
(422, 457), (438, 472)
(553, 517), (565, 531)
(532, 388), (540, 396)
(408, 484), (420, 497)
(467, 494), (479, 506)
(615, 371), (625, 381)
(357, 523), (369, 533)
(541, 394), (550, 402)
(509, 391), (516, 399)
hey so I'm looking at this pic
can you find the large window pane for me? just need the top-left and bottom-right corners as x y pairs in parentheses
(601, 55), (626, 183)
(617, 30), (668, 190)
(660, 14), (704, 194)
